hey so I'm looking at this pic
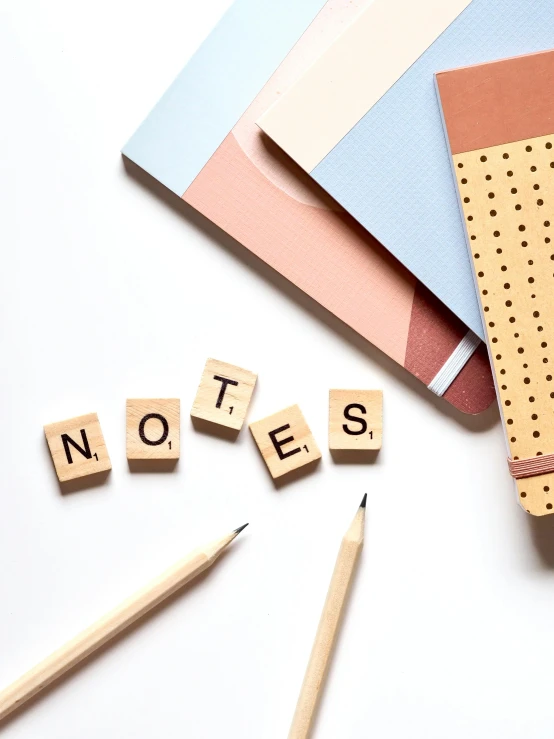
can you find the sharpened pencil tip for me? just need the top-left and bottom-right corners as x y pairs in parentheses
(234, 523), (249, 535)
(360, 494), (367, 509)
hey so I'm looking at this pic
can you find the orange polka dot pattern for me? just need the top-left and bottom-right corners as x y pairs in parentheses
(454, 134), (554, 516)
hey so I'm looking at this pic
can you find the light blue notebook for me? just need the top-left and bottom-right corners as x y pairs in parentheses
(259, 0), (554, 340)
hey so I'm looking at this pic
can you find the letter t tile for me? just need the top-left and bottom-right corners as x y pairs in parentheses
(190, 358), (257, 433)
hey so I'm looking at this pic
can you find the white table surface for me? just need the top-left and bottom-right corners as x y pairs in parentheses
(2, 2), (554, 737)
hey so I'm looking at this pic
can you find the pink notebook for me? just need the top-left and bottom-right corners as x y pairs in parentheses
(123, 0), (495, 414)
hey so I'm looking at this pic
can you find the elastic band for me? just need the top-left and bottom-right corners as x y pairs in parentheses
(508, 453), (554, 479)
(427, 330), (481, 397)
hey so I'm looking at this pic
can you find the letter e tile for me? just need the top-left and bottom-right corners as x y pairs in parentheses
(249, 404), (321, 480)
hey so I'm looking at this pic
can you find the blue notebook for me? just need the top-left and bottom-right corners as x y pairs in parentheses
(259, 0), (554, 340)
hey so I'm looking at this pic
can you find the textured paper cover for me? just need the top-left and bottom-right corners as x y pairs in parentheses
(437, 49), (554, 513)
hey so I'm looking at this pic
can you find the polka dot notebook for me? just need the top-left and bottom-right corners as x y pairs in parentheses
(436, 49), (554, 515)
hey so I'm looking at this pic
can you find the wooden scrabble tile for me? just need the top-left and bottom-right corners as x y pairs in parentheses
(329, 390), (382, 451)
(126, 399), (180, 460)
(191, 358), (257, 432)
(249, 404), (321, 479)
(44, 412), (111, 483)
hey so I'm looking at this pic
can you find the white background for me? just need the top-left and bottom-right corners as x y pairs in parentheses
(1, 2), (554, 737)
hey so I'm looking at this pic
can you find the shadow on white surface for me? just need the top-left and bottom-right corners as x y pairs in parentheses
(528, 515), (554, 568)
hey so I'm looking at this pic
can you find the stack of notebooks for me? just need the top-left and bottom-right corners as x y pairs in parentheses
(123, 0), (554, 513)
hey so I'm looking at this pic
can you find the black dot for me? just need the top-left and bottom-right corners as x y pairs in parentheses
(486, 174), (492, 181)
(501, 265), (507, 271)
(504, 283), (510, 289)
(474, 253), (480, 258)
(490, 210), (497, 216)
(516, 204), (522, 210)
(488, 192), (495, 199)
(531, 166), (537, 172)
(483, 289), (488, 295)
(551, 162), (554, 168)
(505, 400), (511, 406)
(529, 260), (534, 265)
(547, 375), (553, 381)
(526, 145), (532, 152)
(511, 436), (516, 442)
(545, 486), (551, 492)
(489, 321), (495, 327)
(538, 199), (543, 206)
(461, 178), (467, 184)
(515, 333), (520, 338)
(547, 143), (552, 149)
(503, 153), (509, 159)
(545, 221), (551, 227)
(496, 354), (502, 360)
(538, 325), (544, 331)
(505, 300), (512, 307)
(547, 503), (553, 510)
(523, 363), (527, 368)
(524, 377), (530, 384)
(534, 184), (540, 190)
(522, 241), (528, 247)
(471, 235), (476, 240)
(496, 248), (502, 254)
(464, 197), (470, 203)
(509, 316), (515, 323)
(518, 347), (524, 354)
(532, 414), (538, 420)
(541, 342), (548, 348)
(521, 492), (527, 498)
(492, 337), (498, 343)
(511, 187), (517, 194)
(458, 162), (463, 168)
(534, 431), (540, 438)
(519, 225), (526, 231)
(468, 215), (473, 221)
(484, 306), (489, 312)
(480, 155), (487, 162)
(507, 418), (513, 424)
(478, 271), (484, 277)
(533, 311), (540, 317)
(500, 368), (505, 374)
(494, 230), (500, 237)
(528, 277), (534, 283)
(544, 358), (549, 364)
(529, 396), (535, 402)
(507, 171), (513, 177)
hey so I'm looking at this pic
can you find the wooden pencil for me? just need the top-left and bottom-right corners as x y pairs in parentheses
(0, 523), (248, 722)
(288, 496), (366, 739)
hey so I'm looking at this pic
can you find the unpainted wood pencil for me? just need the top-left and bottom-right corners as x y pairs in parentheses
(288, 496), (366, 739)
(0, 523), (248, 722)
